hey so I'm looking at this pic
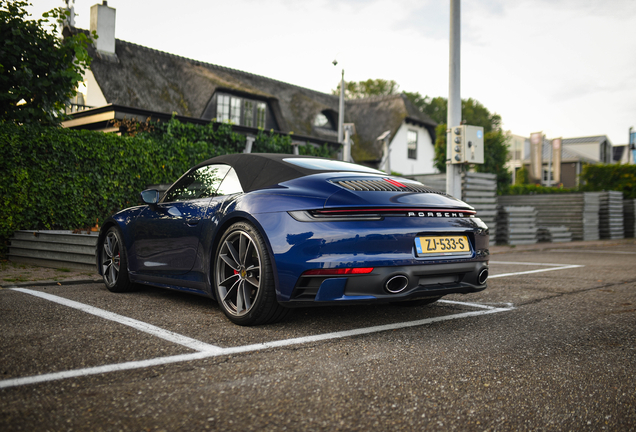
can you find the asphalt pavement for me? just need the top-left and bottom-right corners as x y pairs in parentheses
(1, 239), (635, 431)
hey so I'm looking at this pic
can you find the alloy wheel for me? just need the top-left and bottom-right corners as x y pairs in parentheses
(216, 230), (262, 317)
(102, 231), (121, 286)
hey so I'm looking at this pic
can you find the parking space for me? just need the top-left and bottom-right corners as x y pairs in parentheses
(1, 241), (635, 430)
(0, 255), (594, 390)
(2, 286), (515, 389)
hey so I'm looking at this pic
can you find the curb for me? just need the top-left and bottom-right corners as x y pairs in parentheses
(1, 278), (102, 289)
(489, 238), (635, 254)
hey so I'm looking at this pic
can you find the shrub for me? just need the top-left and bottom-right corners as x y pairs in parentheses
(505, 184), (576, 195)
(0, 119), (334, 254)
(1, 123), (164, 252)
(579, 164), (636, 199)
(514, 166), (529, 185)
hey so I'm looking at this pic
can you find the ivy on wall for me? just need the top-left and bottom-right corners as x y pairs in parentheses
(0, 118), (333, 253)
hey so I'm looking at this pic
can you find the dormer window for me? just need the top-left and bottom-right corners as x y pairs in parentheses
(217, 93), (267, 128)
(313, 111), (335, 129)
(313, 113), (329, 127)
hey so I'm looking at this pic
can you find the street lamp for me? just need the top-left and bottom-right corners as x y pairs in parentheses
(333, 60), (345, 152)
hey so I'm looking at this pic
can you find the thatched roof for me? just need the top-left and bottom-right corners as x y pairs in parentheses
(346, 94), (437, 159)
(76, 28), (436, 156)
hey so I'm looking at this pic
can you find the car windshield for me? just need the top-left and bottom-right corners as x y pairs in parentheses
(283, 158), (384, 174)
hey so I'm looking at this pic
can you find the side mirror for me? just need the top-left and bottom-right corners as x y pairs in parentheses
(140, 189), (160, 205)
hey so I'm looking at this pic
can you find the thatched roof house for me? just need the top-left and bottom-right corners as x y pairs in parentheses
(65, 2), (438, 175)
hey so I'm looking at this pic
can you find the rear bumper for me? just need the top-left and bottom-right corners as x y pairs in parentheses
(253, 210), (490, 303)
(285, 261), (488, 306)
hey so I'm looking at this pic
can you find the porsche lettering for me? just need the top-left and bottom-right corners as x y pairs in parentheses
(407, 212), (468, 218)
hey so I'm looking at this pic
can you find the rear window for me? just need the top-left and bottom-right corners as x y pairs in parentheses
(283, 158), (383, 174)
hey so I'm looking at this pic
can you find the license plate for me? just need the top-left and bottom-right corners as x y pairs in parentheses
(415, 235), (471, 256)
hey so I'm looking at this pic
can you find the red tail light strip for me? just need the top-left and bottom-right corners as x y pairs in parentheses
(303, 267), (374, 276)
(314, 208), (476, 216)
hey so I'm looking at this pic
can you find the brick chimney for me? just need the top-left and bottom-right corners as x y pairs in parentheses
(90, 1), (116, 55)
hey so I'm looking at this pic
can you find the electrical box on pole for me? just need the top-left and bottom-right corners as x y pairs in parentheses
(450, 125), (484, 164)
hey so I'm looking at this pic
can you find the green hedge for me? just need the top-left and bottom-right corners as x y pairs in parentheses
(505, 184), (577, 195)
(579, 164), (636, 199)
(0, 119), (333, 253)
(505, 164), (636, 198)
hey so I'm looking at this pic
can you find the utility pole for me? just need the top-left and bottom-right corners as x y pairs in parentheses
(446, 0), (462, 198)
(343, 123), (355, 162)
(547, 138), (552, 187)
(630, 126), (634, 165)
(337, 68), (345, 145)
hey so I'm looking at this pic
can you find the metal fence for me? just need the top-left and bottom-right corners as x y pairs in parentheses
(390, 173), (636, 245)
(411, 172), (498, 245)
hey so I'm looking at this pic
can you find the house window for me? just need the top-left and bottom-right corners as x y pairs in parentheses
(243, 100), (254, 127)
(313, 111), (337, 130)
(217, 93), (266, 128)
(256, 102), (266, 128)
(600, 141), (610, 163)
(313, 113), (330, 128)
(407, 130), (418, 160)
(542, 168), (554, 183)
(230, 98), (241, 124)
(512, 140), (522, 160)
(217, 94), (231, 123)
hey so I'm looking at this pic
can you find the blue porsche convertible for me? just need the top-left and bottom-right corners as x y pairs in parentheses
(97, 154), (489, 325)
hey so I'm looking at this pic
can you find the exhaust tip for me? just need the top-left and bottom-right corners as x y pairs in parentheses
(385, 275), (409, 293)
(478, 268), (489, 285)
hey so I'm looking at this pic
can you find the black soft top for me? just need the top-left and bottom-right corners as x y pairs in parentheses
(192, 153), (382, 193)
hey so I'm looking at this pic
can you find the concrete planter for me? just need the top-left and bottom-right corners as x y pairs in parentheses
(8, 230), (98, 272)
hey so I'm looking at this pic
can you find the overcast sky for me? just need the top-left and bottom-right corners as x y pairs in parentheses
(29, 0), (636, 145)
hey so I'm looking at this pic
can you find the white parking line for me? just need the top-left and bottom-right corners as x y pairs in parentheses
(1, 290), (513, 389)
(547, 249), (636, 255)
(490, 261), (573, 267)
(11, 288), (223, 354)
(217, 304), (513, 356)
(2, 260), (583, 389)
(489, 261), (584, 278)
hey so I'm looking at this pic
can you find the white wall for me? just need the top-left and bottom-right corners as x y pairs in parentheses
(614, 145), (631, 164)
(564, 142), (600, 162)
(84, 68), (108, 108)
(388, 122), (436, 175)
(505, 133), (527, 184)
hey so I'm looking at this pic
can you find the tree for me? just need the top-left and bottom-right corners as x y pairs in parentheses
(332, 79), (399, 99)
(0, 1), (95, 125)
(404, 92), (447, 125)
(433, 123), (448, 173)
(475, 129), (511, 195)
(335, 81), (511, 192)
(515, 165), (529, 185)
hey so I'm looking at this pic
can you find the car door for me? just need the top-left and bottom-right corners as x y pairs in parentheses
(130, 164), (231, 275)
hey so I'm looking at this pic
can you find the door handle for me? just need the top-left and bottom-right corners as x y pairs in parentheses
(187, 217), (201, 226)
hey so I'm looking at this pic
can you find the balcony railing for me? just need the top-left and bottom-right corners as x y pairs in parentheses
(66, 103), (94, 114)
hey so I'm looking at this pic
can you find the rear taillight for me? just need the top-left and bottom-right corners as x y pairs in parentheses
(302, 267), (374, 276)
(313, 208), (476, 217)
(288, 208), (475, 222)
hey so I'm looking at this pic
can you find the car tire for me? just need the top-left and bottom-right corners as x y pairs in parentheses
(214, 222), (289, 326)
(101, 226), (135, 293)
(391, 296), (442, 307)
